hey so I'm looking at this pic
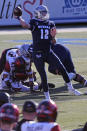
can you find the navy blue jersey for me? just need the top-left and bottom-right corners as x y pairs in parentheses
(29, 19), (55, 52)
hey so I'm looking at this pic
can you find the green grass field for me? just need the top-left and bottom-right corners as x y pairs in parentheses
(0, 28), (87, 131)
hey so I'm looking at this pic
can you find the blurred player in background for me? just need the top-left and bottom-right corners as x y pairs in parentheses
(83, 122), (87, 131)
(16, 100), (37, 131)
(0, 92), (10, 107)
(0, 103), (19, 131)
(0, 44), (39, 92)
(21, 99), (61, 131)
(48, 40), (87, 87)
(14, 4), (82, 99)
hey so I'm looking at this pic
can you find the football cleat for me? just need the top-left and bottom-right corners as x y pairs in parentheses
(68, 88), (82, 96)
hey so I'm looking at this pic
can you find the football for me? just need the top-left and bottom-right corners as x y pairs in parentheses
(13, 6), (22, 17)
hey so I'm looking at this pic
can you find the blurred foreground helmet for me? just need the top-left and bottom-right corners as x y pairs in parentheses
(0, 103), (19, 123)
(34, 5), (49, 21)
(19, 44), (31, 58)
(0, 92), (10, 107)
(37, 99), (58, 122)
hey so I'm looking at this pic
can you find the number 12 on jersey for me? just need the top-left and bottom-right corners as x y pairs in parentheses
(41, 29), (49, 39)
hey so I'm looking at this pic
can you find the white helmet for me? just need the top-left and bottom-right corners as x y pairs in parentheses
(19, 44), (31, 57)
(34, 5), (49, 21)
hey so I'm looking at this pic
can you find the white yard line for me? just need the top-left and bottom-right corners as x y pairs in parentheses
(57, 27), (87, 33)
(0, 29), (31, 35)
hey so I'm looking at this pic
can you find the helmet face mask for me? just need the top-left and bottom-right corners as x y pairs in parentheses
(19, 44), (31, 58)
(34, 5), (49, 21)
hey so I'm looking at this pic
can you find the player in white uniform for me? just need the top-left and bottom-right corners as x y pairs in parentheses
(21, 99), (61, 131)
(0, 44), (39, 92)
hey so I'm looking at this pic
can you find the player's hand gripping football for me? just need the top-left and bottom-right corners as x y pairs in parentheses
(13, 5), (22, 19)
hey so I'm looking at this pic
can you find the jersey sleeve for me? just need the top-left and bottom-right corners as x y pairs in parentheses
(51, 125), (61, 131)
(29, 19), (36, 31)
(50, 21), (56, 29)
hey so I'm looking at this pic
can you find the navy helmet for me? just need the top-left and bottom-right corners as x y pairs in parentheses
(0, 92), (10, 107)
(34, 5), (49, 21)
(22, 100), (37, 113)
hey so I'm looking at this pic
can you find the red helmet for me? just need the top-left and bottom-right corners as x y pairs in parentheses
(14, 57), (28, 80)
(15, 57), (26, 71)
(0, 103), (19, 123)
(37, 100), (58, 122)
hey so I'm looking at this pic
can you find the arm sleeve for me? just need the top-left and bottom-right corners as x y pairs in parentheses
(51, 125), (61, 131)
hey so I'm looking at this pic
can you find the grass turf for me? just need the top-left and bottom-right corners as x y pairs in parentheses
(0, 29), (87, 130)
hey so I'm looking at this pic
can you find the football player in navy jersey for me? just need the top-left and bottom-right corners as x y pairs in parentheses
(14, 5), (82, 99)
(26, 43), (87, 88)
(49, 41), (87, 86)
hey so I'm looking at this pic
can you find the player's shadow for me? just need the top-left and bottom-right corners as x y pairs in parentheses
(11, 92), (46, 101)
(11, 85), (69, 101)
(73, 83), (83, 89)
(72, 127), (83, 131)
(49, 83), (84, 94)
(49, 85), (67, 94)
(3, 83), (84, 101)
